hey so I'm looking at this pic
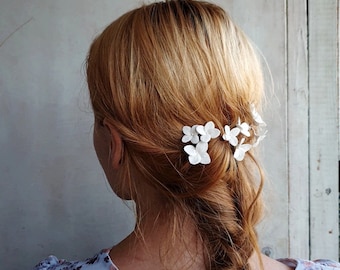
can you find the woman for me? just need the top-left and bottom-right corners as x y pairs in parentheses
(34, 0), (340, 269)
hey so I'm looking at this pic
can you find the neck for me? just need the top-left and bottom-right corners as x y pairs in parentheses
(109, 207), (294, 270)
(110, 207), (206, 270)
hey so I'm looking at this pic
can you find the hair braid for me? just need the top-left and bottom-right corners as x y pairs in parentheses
(183, 155), (263, 270)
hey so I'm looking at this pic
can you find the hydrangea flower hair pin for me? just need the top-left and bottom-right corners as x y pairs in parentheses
(236, 118), (251, 137)
(184, 142), (210, 165)
(182, 121), (220, 165)
(253, 129), (268, 147)
(253, 130), (267, 148)
(250, 104), (268, 147)
(196, 121), (221, 142)
(222, 125), (240, 146)
(182, 125), (199, 144)
(233, 138), (252, 161)
(182, 105), (267, 165)
(251, 104), (266, 126)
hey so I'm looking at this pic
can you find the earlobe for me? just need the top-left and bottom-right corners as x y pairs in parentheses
(103, 118), (123, 169)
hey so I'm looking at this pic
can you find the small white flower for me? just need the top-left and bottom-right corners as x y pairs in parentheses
(181, 116), (266, 164)
(236, 118), (250, 137)
(251, 104), (266, 126)
(234, 138), (252, 161)
(253, 130), (268, 147)
(196, 121), (221, 143)
(182, 125), (199, 144)
(184, 142), (211, 165)
(222, 125), (240, 146)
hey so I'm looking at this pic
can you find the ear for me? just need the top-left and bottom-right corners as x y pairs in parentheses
(103, 118), (123, 169)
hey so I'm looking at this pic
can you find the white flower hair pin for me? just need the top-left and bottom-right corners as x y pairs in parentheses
(182, 121), (220, 165)
(233, 138), (252, 161)
(184, 142), (210, 165)
(222, 125), (240, 146)
(182, 105), (267, 165)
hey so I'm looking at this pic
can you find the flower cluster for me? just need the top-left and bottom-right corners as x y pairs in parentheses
(181, 106), (267, 165)
(182, 121), (221, 165)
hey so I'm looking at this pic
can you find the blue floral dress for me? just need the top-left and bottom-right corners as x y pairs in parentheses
(33, 249), (340, 270)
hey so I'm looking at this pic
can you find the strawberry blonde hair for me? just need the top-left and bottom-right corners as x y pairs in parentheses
(87, 0), (265, 269)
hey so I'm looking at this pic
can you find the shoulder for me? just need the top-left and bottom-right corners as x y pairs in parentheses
(278, 258), (340, 269)
(32, 249), (119, 270)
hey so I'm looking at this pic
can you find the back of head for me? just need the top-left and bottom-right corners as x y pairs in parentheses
(87, 1), (264, 269)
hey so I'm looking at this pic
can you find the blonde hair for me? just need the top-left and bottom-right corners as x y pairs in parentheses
(87, 1), (264, 269)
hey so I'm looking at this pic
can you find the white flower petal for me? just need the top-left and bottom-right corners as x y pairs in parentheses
(236, 118), (251, 137)
(184, 142), (210, 165)
(205, 121), (215, 130)
(223, 125), (239, 146)
(229, 136), (238, 147)
(234, 149), (245, 161)
(188, 155), (200, 165)
(254, 115), (265, 125)
(224, 125), (231, 133)
(222, 126), (230, 140)
(251, 104), (266, 126)
(191, 135), (200, 144)
(196, 141), (208, 153)
(253, 132), (267, 147)
(182, 135), (192, 143)
(182, 126), (191, 135)
(233, 138), (252, 161)
(200, 134), (211, 143)
(200, 152), (211, 164)
(239, 123), (250, 137)
(184, 145), (197, 155)
(240, 144), (252, 152)
(196, 125), (206, 135)
(209, 128), (221, 138)
(231, 127), (241, 136)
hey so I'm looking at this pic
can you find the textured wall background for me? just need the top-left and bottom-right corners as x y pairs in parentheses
(0, 1), (286, 268)
(1, 1), (337, 269)
(0, 1), (139, 268)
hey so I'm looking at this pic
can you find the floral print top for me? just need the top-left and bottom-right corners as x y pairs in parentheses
(33, 249), (340, 270)
(278, 258), (340, 270)
(33, 249), (118, 270)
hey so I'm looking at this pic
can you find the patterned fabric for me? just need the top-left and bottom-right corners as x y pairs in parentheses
(278, 258), (340, 270)
(33, 249), (340, 270)
(33, 249), (118, 270)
